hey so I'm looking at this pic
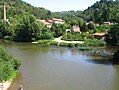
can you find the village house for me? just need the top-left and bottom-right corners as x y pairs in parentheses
(93, 32), (107, 40)
(52, 18), (64, 24)
(72, 25), (81, 32)
(37, 18), (64, 28)
(39, 20), (52, 28)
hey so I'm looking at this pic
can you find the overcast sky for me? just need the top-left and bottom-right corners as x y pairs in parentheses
(22, 0), (100, 12)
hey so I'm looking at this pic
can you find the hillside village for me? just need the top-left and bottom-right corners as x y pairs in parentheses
(0, 0), (118, 44)
(37, 18), (64, 28)
(38, 17), (114, 41)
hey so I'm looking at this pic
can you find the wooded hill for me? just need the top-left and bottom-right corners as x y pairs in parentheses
(0, 0), (52, 20)
(54, 0), (119, 23)
(1, 0), (119, 23)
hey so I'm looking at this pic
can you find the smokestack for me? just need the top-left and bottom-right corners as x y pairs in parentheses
(3, 4), (6, 22)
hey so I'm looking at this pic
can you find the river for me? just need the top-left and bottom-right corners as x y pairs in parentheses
(1, 42), (119, 90)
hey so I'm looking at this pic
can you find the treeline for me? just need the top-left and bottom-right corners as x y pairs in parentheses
(0, 13), (55, 42)
(0, 0), (52, 20)
(108, 23), (119, 63)
(0, 0), (119, 44)
(54, 0), (119, 23)
(84, 0), (119, 23)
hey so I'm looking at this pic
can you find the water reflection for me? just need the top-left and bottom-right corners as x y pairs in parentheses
(2, 43), (119, 90)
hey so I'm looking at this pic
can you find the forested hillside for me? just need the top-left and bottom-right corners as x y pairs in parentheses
(0, 0), (52, 20)
(0, 0), (54, 42)
(54, 0), (119, 23)
(53, 10), (84, 19)
(1, 0), (119, 23)
(84, 0), (119, 23)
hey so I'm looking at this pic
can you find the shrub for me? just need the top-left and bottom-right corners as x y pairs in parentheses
(38, 40), (51, 45)
(59, 43), (76, 47)
(79, 47), (93, 51)
(62, 32), (94, 41)
(0, 46), (21, 82)
(50, 41), (59, 46)
(4, 36), (12, 40)
(81, 39), (106, 46)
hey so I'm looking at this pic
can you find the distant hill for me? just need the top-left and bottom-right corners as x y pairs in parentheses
(0, 0), (52, 20)
(83, 0), (119, 23)
(1, 0), (119, 23)
(53, 10), (83, 18)
(54, 0), (119, 23)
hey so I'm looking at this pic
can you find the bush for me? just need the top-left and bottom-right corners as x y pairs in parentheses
(59, 43), (76, 47)
(0, 46), (21, 82)
(62, 32), (94, 41)
(38, 40), (51, 45)
(4, 36), (12, 40)
(112, 49), (119, 64)
(81, 39), (106, 46)
(50, 41), (59, 46)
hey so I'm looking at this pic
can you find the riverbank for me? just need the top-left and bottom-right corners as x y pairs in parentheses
(0, 81), (12, 90)
(32, 37), (84, 44)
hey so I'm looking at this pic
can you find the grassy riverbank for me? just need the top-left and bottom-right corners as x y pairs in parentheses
(36, 36), (106, 47)
(0, 46), (21, 90)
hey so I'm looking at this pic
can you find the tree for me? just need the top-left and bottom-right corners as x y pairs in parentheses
(13, 14), (42, 42)
(81, 22), (88, 32)
(88, 21), (96, 30)
(51, 23), (66, 37)
(112, 49), (119, 64)
(108, 24), (119, 45)
(78, 18), (84, 27)
(101, 9), (110, 21)
(39, 26), (54, 39)
(94, 9), (99, 23)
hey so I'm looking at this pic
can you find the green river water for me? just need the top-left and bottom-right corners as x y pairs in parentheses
(1, 42), (119, 90)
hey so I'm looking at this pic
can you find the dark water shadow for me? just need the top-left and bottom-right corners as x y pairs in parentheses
(112, 62), (119, 65)
(86, 58), (113, 65)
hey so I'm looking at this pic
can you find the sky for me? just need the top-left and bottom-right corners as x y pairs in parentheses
(22, 0), (100, 12)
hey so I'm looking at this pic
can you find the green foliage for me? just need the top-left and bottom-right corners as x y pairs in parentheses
(0, 0), (52, 20)
(4, 36), (12, 40)
(108, 24), (119, 45)
(38, 40), (58, 46)
(84, 0), (119, 23)
(50, 41), (59, 46)
(62, 32), (94, 41)
(88, 21), (96, 30)
(94, 25), (110, 33)
(81, 39), (107, 46)
(38, 40), (52, 45)
(54, 10), (84, 19)
(112, 49), (119, 64)
(39, 27), (54, 40)
(51, 23), (66, 37)
(13, 14), (40, 41)
(0, 46), (21, 82)
(11, 14), (54, 42)
(59, 43), (76, 47)
(55, 0), (119, 23)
